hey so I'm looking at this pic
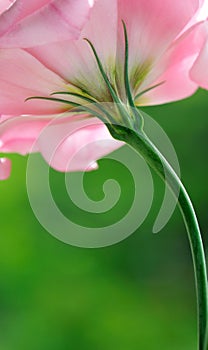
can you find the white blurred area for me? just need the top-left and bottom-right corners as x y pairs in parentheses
(197, 0), (208, 21)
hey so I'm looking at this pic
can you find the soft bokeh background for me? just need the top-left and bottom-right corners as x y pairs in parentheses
(1, 89), (208, 350)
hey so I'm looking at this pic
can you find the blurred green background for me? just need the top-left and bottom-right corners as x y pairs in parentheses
(1, 89), (208, 350)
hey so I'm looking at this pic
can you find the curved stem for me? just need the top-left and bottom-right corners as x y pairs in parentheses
(108, 124), (208, 350)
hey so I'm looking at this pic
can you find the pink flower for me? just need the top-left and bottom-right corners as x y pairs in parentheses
(0, 0), (208, 180)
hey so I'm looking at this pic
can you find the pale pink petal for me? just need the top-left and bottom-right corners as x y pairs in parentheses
(196, 0), (208, 21)
(37, 116), (123, 172)
(0, 115), (52, 154)
(0, 48), (66, 114)
(137, 22), (207, 105)
(1, 0), (51, 19)
(81, 0), (117, 74)
(27, 0), (118, 98)
(0, 1), (14, 15)
(179, 0), (208, 34)
(190, 41), (208, 89)
(0, 157), (11, 180)
(190, 21), (208, 89)
(117, 0), (202, 69)
(0, 0), (94, 47)
(11, 0), (203, 109)
(27, 0), (203, 102)
(0, 114), (123, 172)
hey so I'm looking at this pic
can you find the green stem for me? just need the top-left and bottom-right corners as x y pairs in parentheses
(108, 124), (208, 350)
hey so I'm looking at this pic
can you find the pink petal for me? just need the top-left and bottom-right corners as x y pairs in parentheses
(0, 114), (123, 172)
(27, 0), (118, 98)
(0, 1), (14, 15)
(177, 0), (208, 34)
(196, 0), (208, 21)
(190, 21), (208, 89)
(26, 0), (204, 104)
(0, 115), (52, 154)
(117, 0), (202, 68)
(0, 0), (94, 47)
(0, 48), (65, 114)
(138, 22), (207, 105)
(0, 157), (11, 180)
(37, 116), (123, 172)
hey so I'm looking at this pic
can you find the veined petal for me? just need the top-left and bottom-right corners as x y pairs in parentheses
(117, 0), (202, 70)
(37, 115), (123, 172)
(0, 114), (123, 172)
(0, 115), (53, 154)
(27, 0), (118, 99)
(190, 21), (208, 89)
(180, 0), (208, 34)
(0, 48), (66, 114)
(0, 0), (94, 47)
(137, 21), (207, 105)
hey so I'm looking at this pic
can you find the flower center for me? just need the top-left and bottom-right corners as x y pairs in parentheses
(26, 22), (163, 131)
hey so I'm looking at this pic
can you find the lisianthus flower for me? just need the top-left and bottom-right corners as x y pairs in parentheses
(0, 0), (208, 179)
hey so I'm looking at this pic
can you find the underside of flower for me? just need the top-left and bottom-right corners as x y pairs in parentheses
(26, 21), (164, 132)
